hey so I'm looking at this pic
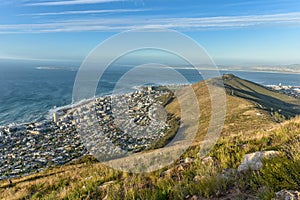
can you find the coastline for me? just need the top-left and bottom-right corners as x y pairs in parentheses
(2, 69), (300, 128)
(0, 85), (178, 180)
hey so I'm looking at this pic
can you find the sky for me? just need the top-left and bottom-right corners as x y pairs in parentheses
(0, 0), (300, 66)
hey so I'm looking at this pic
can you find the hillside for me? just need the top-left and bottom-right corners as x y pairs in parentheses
(222, 74), (300, 119)
(166, 73), (300, 142)
(0, 75), (299, 200)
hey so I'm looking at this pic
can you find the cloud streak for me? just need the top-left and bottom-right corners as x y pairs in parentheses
(26, 0), (123, 6)
(19, 9), (148, 16)
(1, 12), (300, 34)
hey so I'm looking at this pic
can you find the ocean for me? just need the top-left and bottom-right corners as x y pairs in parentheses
(1, 63), (300, 126)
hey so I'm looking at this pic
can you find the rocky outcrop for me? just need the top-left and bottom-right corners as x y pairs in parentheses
(274, 189), (300, 200)
(237, 151), (280, 172)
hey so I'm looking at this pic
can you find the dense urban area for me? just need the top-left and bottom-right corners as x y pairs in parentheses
(268, 84), (300, 97)
(0, 86), (172, 180)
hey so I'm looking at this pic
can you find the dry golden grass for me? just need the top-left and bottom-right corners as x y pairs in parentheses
(167, 79), (276, 145)
(0, 162), (123, 199)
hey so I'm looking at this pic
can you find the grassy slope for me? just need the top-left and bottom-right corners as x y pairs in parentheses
(222, 74), (300, 119)
(1, 75), (299, 200)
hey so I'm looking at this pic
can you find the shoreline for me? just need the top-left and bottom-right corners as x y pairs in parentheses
(2, 68), (300, 128)
(0, 84), (187, 128)
(0, 85), (177, 180)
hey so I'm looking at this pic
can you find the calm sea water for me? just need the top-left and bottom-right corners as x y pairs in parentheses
(1, 64), (300, 126)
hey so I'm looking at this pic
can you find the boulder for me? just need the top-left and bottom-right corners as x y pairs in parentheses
(237, 151), (280, 172)
(274, 189), (300, 200)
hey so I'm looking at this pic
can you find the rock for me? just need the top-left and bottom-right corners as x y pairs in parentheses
(85, 176), (93, 180)
(177, 165), (185, 172)
(160, 169), (173, 177)
(190, 195), (200, 200)
(237, 151), (280, 172)
(184, 157), (194, 164)
(188, 195), (205, 200)
(274, 189), (300, 200)
(193, 175), (203, 183)
(201, 156), (214, 165)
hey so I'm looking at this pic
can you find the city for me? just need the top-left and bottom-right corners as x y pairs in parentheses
(0, 86), (173, 180)
(268, 84), (300, 97)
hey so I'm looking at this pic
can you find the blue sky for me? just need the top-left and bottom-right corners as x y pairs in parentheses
(0, 0), (300, 66)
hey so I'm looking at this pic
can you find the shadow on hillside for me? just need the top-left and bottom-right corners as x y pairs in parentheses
(225, 85), (300, 117)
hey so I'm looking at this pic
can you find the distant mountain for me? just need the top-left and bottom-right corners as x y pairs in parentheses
(251, 64), (300, 73)
(219, 64), (300, 73)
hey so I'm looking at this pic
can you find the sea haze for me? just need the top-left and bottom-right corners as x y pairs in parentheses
(1, 63), (300, 126)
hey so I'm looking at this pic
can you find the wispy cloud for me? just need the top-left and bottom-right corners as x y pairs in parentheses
(0, 55), (75, 62)
(26, 0), (124, 6)
(2, 12), (300, 34)
(19, 9), (148, 16)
